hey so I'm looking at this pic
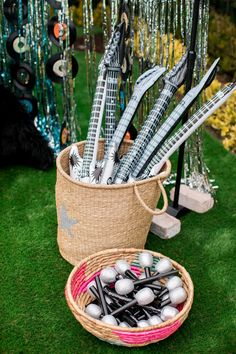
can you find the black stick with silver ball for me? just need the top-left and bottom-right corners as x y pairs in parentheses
(103, 286), (133, 302)
(139, 251), (153, 277)
(100, 267), (117, 284)
(115, 260), (138, 280)
(159, 276), (183, 297)
(85, 303), (102, 319)
(111, 288), (155, 316)
(154, 258), (173, 276)
(160, 287), (187, 308)
(115, 278), (135, 296)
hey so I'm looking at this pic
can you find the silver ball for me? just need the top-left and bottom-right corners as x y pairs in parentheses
(85, 304), (102, 319)
(119, 321), (130, 328)
(139, 251), (153, 268)
(148, 316), (163, 326)
(161, 306), (179, 321)
(169, 287), (187, 305)
(115, 260), (131, 275)
(135, 287), (155, 306)
(101, 315), (118, 326)
(115, 278), (134, 295)
(137, 320), (149, 328)
(155, 258), (173, 273)
(100, 267), (117, 284)
(166, 276), (183, 291)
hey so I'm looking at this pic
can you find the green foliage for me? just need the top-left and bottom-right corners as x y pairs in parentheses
(208, 9), (236, 77)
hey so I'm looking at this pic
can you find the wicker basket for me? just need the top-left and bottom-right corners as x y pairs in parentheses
(56, 140), (171, 265)
(65, 248), (194, 347)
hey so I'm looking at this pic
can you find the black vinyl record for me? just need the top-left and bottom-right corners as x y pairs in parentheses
(3, 0), (28, 25)
(47, 16), (76, 47)
(46, 0), (73, 9)
(46, 53), (78, 84)
(11, 62), (35, 91)
(6, 31), (29, 60)
(17, 93), (38, 119)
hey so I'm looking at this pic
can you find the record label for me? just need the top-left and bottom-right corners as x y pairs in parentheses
(6, 32), (29, 60)
(11, 63), (35, 91)
(46, 53), (78, 84)
(48, 16), (76, 47)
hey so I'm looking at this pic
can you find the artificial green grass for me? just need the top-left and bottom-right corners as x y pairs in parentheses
(1, 51), (236, 354)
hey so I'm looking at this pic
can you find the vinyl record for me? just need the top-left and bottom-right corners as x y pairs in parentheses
(18, 93), (38, 119)
(11, 63), (35, 91)
(6, 32), (29, 60)
(46, 53), (78, 84)
(47, 16), (76, 47)
(3, 0), (28, 25)
(46, 0), (73, 9)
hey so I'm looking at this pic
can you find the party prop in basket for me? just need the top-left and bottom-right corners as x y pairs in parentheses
(65, 248), (194, 347)
(56, 140), (171, 265)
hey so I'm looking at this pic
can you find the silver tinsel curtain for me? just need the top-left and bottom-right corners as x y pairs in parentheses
(0, 0), (79, 154)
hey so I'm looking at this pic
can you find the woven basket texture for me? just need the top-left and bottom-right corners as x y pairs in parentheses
(65, 248), (194, 347)
(56, 140), (171, 265)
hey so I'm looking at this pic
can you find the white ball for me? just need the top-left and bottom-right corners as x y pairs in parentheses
(166, 276), (183, 291)
(161, 306), (179, 321)
(115, 260), (131, 275)
(137, 320), (149, 328)
(155, 258), (172, 274)
(135, 287), (155, 306)
(101, 315), (118, 326)
(115, 278), (134, 295)
(100, 267), (117, 283)
(148, 316), (163, 326)
(85, 304), (102, 319)
(139, 251), (153, 268)
(119, 321), (130, 328)
(169, 287), (187, 305)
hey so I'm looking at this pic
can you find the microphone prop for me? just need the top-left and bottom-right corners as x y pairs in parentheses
(139, 251), (153, 278)
(111, 288), (155, 316)
(160, 287), (187, 308)
(115, 259), (138, 280)
(159, 276), (183, 297)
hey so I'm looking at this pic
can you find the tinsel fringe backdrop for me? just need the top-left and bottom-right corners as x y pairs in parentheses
(0, 0), (79, 155)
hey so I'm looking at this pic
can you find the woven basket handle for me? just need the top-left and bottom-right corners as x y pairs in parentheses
(134, 179), (168, 216)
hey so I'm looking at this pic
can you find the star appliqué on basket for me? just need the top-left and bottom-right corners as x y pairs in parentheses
(60, 205), (78, 238)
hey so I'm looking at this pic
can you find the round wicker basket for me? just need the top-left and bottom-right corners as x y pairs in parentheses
(65, 248), (194, 347)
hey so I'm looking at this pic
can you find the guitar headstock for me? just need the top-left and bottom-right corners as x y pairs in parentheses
(164, 51), (188, 88)
(102, 23), (125, 69)
(133, 66), (166, 95)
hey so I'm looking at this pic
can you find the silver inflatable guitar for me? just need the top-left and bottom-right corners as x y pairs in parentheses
(131, 58), (220, 178)
(114, 51), (189, 184)
(100, 66), (166, 184)
(138, 81), (236, 179)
